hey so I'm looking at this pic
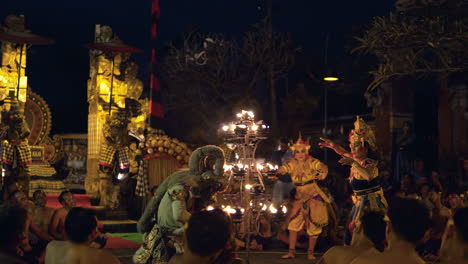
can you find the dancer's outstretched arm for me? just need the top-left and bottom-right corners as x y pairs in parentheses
(318, 137), (350, 157)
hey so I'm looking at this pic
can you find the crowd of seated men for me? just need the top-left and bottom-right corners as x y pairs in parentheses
(0, 182), (109, 264)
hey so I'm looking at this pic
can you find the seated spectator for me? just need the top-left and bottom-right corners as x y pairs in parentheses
(351, 198), (431, 264)
(439, 207), (468, 264)
(429, 171), (444, 193)
(395, 174), (417, 199)
(318, 211), (386, 264)
(31, 190), (55, 236)
(410, 159), (428, 187)
(446, 192), (464, 212)
(419, 184), (434, 211)
(250, 212), (273, 250)
(169, 209), (232, 264)
(46, 207), (119, 264)
(49, 191), (75, 240)
(381, 170), (395, 197)
(9, 190), (53, 262)
(0, 204), (28, 264)
(1, 180), (19, 203)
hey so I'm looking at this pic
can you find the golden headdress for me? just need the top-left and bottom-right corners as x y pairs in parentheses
(290, 133), (311, 152)
(349, 116), (376, 151)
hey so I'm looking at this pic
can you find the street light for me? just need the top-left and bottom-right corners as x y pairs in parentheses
(323, 76), (339, 82)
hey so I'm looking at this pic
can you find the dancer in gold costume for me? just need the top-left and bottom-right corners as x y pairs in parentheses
(319, 116), (388, 243)
(279, 135), (329, 260)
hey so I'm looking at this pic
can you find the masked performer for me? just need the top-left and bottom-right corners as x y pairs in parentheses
(279, 135), (329, 260)
(134, 145), (225, 264)
(319, 116), (388, 243)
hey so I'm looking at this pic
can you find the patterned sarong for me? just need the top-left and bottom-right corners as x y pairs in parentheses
(1, 140), (32, 166)
(99, 144), (129, 169)
(136, 160), (149, 197)
(133, 224), (176, 264)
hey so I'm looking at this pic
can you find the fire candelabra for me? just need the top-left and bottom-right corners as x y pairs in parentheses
(218, 110), (285, 262)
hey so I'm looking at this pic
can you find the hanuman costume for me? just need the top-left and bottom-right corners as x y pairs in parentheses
(134, 145), (225, 264)
(278, 137), (330, 237)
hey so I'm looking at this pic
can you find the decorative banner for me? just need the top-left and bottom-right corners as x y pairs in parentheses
(149, 0), (164, 128)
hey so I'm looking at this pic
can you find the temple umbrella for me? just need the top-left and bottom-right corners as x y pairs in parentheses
(0, 30), (54, 102)
(0, 31), (54, 45)
(86, 42), (143, 115)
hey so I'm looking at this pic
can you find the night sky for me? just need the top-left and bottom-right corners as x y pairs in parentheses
(1, 0), (394, 134)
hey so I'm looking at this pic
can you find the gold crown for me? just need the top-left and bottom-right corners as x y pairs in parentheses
(290, 133), (311, 152)
(349, 116), (376, 151)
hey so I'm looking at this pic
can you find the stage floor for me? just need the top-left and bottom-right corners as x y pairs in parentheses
(111, 248), (322, 264)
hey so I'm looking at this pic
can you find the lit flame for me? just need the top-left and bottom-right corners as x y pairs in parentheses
(245, 184), (252, 190)
(223, 164), (233, 172)
(269, 205), (278, 214)
(207, 206), (214, 211)
(222, 125), (229, 131)
(266, 163), (273, 170)
(117, 173), (127, 180)
(256, 163), (264, 170)
(282, 206), (287, 214)
(240, 208), (245, 213)
(262, 204), (267, 211)
(237, 163), (244, 169)
(230, 124), (236, 130)
(236, 113), (243, 118)
(238, 124), (247, 129)
(251, 124), (258, 131)
(247, 111), (254, 118)
(223, 205), (236, 214)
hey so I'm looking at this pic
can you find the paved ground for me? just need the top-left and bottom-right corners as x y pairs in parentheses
(111, 248), (321, 264)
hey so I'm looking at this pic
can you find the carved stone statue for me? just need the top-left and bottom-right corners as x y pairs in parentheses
(0, 105), (31, 193)
(0, 15), (28, 104)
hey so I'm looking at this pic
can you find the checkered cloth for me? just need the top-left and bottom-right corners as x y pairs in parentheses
(28, 163), (56, 177)
(99, 144), (130, 169)
(136, 160), (149, 197)
(1, 140), (32, 166)
(29, 179), (66, 196)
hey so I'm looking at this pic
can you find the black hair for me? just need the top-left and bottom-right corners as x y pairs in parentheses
(186, 209), (230, 257)
(58, 190), (72, 204)
(388, 198), (431, 244)
(33, 190), (45, 200)
(64, 207), (97, 243)
(0, 204), (28, 247)
(453, 207), (468, 243)
(7, 190), (24, 201)
(361, 211), (387, 252)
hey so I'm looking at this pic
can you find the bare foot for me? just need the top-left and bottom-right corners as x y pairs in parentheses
(308, 250), (316, 260)
(281, 249), (295, 259)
